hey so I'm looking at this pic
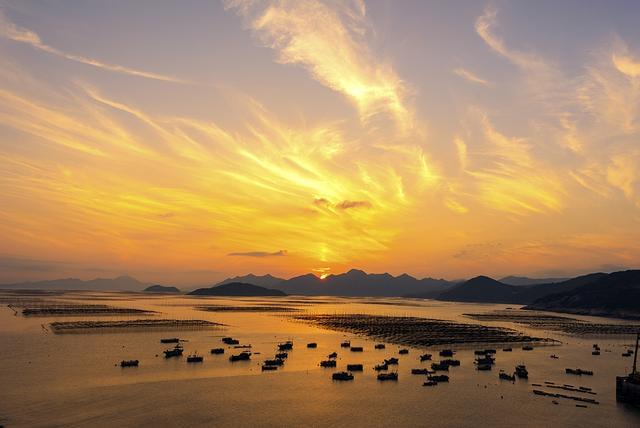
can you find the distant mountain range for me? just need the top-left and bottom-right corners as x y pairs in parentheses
(188, 282), (286, 297)
(215, 274), (285, 289)
(0, 275), (149, 291)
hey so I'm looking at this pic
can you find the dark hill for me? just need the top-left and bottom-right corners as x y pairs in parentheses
(437, 276), (521, 303)
(188, 282), (286, 297)
(499, 275), (569, 286)
(143, 285), (180, 294)
(0, 275), (148, 291)
(525, 270), (640, 319)
(215, 274), (285, 288)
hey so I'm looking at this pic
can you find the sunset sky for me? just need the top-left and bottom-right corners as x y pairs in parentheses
(1, 0), (639, 285)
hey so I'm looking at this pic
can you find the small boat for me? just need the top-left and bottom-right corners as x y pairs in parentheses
(515, 365), (528, 378)
(385, 357), (399, 365)
(423, 380), (438, 386)
(120, 360), (139, 367)
(307, 342), (317, 348)
(439, 349), (454, 357)
(350, 346), (364, 352)
(327, 352), (338, 359)
(210, 348), (225, 354)
(623, 351), (632, 357)
(420, 353), (432, 361)
(566, 368), (593, 376)
(261, 365), (278, 371)
(377, 372), (398, 381)
(263, 359), (284, 366)
(399, 349), (409, 355)
(347, 364), (363, 371)
(522, 345), (534, 351)
(431, 363), (449, 371)
(229, 352), (251, 362)
(320, 360), (337, 367)
(550, 354), (559, 359)
(592, 350), (600, 356)
(222, 337), (239, 345)
(375, 344), (386, 349)
(476, 363), (492, 371)
(475, 356), (495, 365)
(440, 359), (461, 367)
(374, 363), (389, 371)
(187, 354), (203, 363)
(164, 344), (184, 358)
(428, 375), (449, 382)
(160, 338), (180, 344)
(340, 341), (351, 348)
(332, 371), (354, 381)
(503, 347), (513, 352)
(411, 368), (430, 375)
(278, 341), (293, 351)
(276, 352), (288, 359)
(499, 372), (515, 381)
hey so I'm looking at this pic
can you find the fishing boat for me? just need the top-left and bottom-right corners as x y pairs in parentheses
(261, 365), (278, 371)
(411, 368), (430, 375)
(307, 342), (317, 348)
(399, 349), (409, 355)
(428, 375), (449, 382)
(276, 352), (288, 359)
(350, 346), (364, 352)
(431, 363), (449, 371)
(502, 347), (513, 352)
(210, 348), (225, 354)
(187, 354), (203, 363)
(374, 363), (389, 371)
(515, 364), (528, 378)
(440, 359), (461, 367)
(476, 363), (492, 371)
(616, 333), (640, 405)
(320, 360), (337, 367)
(164, 344), (184, 358)
(377, 372), (398, 381)
(592, 350), (601, 356)
(263, 359), (284, 366)
(222, 337), (239, 345)
(120, 360), (139, 367)
(332, 371), (354, 381)
(229, 352), (251, 362)
(522, 345), (534, 351)
(340, 341), (351, 348)
(278, 341), (294, 351)
(375, 344), (386, 349)
(439, 349), (454, 357)
(550, 354), (559, 359)
(566, 368), (593, 376)
(160, 338), (180, 344)
(385, 357), (399, 365)
(420, 353), (432, 361)
(499, 371), (515, 381)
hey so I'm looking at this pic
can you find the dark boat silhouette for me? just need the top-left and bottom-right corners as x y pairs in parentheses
(320, 360), (337, 367)
(264, 359), (284, 366)
(439, 349), (454, 357)
(229, 352), (251, 362)
(375, 344), (386, 349)
(262, 365), (278, 371)
(499, 371), (515, 381)
(350, 346), (363, 352)
(515, 364), (528, 378)
(186, 354), (203, 363)
(164, 344), (184, 358)
(327, 352), (338, 359)
(385, 357), (399, 365)
(377, 372), (398, 381)
(340, 341), (351, 348)
(278, 341), (293, 351)
(431, 362), (449, 371)
(566, 368), (593, 376)
(411, 368), (430, 375)
(428, 375), (449, 382)
(399, 349), (409, 355)
(120, 360), (139, 367)
(222, 337), (239, 345)
(332, 371), (354, 381)
(276, 352), (288, 359)
(210, 348), (225, 354)
(616, 333), (640, 404)
(374, 363), (389, 371)
(307, 342), (317, 348)
(420, 353), (432, 361)
(160, 338), (180, 344)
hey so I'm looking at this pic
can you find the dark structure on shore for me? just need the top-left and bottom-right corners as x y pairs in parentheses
(617, 333), (640, 405)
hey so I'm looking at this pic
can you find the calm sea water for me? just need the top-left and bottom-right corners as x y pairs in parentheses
(1, 292), (639, 427)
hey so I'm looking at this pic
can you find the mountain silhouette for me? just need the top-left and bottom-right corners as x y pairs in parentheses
(215, 273), (285, 288)
(437, 276), (521, 303)
(143, 284), (181, 293)
(499, 275), (569, 286)
(0, 275), (148, 291)
(188, 282), (286, 296)
(271, 269), (452, 297)
(525, 270), (640, 318)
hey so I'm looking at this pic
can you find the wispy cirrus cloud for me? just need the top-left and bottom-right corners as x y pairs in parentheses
(228, 250), (288, 257)
(453, 67), (489, 86)
(225, 0), (412, 129)
(0, 9), (189, 84)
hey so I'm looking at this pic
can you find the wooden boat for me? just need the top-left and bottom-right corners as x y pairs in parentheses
(210, 348), (225, 354)
(120, 360), (139, 367)
(276, 352), (288, 359)
(616, 333), (640, 404)
(263, 359), (284, 366)
(377, 372), (398, 381)
(499, 371), (515, 381)
(307, 342), (317, 348)
(522, 345), (534, 351)
(566, 368), (593, 376)
(431, 363), (449, 371)
(411, 368), (430, 375)
(164, 344), (184, 358)
(350, 346), (363, 352)
(278, 341), (293, 351)
(186, 354), (203, 363)
(440, 359), (460, 367)
(320, 360), (337, 367)
(515, 364), (528, 378)
(229, 352), (251, 362)
(374, 363), (389, 371)
(332, 371), (354, 381)
(160, 338), (179, 344)
(375, 344), (386, 349)
(502, 347), (512, 352)
(420, 353), (432, 361)
(428, 375), (449, 382)
(222, 337), (239, 345)
(385, 357), (399, 365)
(327, 352), (338, 359)
(399, 349), (409, 355)
(261, 365), (278, 371)
(439, 349), (454, 357)
(340, 341), (351, 348)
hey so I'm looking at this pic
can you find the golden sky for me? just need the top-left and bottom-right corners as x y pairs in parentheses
(1, 0), (639, 285)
